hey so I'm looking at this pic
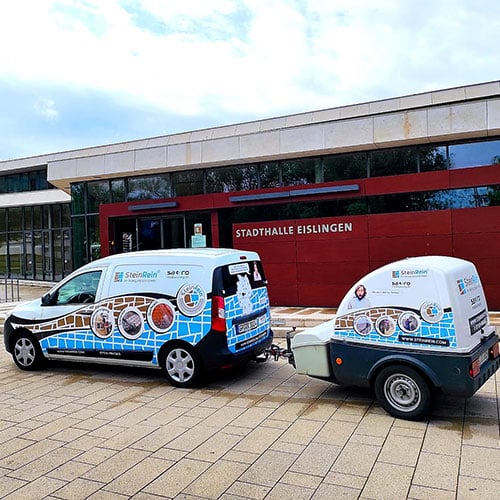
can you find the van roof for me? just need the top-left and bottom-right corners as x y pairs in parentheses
(79, 248), (261, 269)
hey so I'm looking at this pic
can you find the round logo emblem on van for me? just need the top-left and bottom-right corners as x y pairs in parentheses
(118, 307), (144, 340)
(147, 299), (176, 333)
(176, 283), (207, 317)
(420, 301), (443, 323)
(91, 307), (115, 339)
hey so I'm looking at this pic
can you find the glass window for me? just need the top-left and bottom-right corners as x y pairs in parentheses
(323, 152), (368, 181)
(173, 170), (204, 196)
(206, 165), (259, 193)
(0, 208), (6, 231)
(370, 147), (418, 177)
(41, 205), (49, 228)
(111, 179), (126, 202)
(8, 207), (22, 231)
(32, 206), (42, 229)
(88, 215), (101, 261)
(419, 145), (448, 172)
(0, 233), (6, 275)
(87, 180), (111, 213)
(281, 158), (319, 185)
(51, 205), (61, 228)
(259, 162), (281, 188)
(53, 270), (102, 305)
(8, 232), (23, 275)
(62, 204), (71, 227)
(486, 185), (500, 206)
(449, 139), (500, 169)
(71, 183), (86, 215)
(127, 174), (172, 201)
(72, 216), (87, 268)
(23, 207), (33, 230)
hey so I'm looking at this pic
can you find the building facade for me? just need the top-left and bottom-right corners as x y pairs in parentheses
(1, 81), (500, 307)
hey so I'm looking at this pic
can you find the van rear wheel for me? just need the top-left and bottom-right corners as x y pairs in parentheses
(374, 365), (432, 420)
(12, 332), (44, 371)
(162, 344), (202, 388)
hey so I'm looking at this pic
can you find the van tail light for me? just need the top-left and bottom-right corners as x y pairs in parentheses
(211, 295), (226, 333)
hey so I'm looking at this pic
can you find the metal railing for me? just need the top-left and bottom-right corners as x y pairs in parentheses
(0, 278), (20, 303)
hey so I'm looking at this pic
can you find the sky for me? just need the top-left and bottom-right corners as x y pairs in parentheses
(0, 0), (499, 161)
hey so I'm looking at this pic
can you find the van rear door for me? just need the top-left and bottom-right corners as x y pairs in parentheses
(212, 260), (271, 353)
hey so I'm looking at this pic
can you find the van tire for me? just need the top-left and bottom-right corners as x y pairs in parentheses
(374, 365), (432, 420)
(162, 343), (202, 388)
(12, 332), (45, 371)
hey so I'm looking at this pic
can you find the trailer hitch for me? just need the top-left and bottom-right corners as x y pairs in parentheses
(256, 327), (296, 367)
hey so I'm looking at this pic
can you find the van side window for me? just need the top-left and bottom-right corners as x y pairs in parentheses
(54, 270), (102, 305)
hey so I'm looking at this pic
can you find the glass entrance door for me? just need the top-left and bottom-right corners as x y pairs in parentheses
(111, 215), (186, 253)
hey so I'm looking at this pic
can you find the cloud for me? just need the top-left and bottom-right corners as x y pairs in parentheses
(0, 0), (499, 159)
(34, 98), (60, 120)
(2, 1), (498, 115)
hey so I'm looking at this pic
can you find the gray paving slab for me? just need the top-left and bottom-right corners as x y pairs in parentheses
(0, 337), (498, 499)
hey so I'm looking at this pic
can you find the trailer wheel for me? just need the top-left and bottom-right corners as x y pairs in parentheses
(161, 343), (202, 388)
(374, 365), (432, 420)
(12, 332), (45, 371)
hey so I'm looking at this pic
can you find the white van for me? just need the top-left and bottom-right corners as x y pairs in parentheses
(3, 248), (273, 387)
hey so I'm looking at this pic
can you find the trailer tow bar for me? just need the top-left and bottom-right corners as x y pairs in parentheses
(257, 327), (296, 367)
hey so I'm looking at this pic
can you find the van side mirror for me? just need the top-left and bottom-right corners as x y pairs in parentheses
(41, 292), (56, 306)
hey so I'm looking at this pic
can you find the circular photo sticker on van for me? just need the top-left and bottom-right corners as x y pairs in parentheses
(398, 311), (420, 333)
(420, 301), (443, 324)
(353, 315), (373, 336)
(147, 299), (176, 333)
(117, 307), (144, 340)
(376, 316), (396, 337)
(176, 283), (207, 317)
(91, 307), (115, 339)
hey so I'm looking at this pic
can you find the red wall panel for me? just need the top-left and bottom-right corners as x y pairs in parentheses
(452, 206), (500, 233)
(233, 207), (500, 309)
(368, 210), (452, 236)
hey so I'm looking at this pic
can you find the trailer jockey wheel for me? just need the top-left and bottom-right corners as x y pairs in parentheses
(374, 365), (432, 420)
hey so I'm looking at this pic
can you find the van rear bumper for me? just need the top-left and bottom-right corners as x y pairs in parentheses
(196, 328), (273, 370)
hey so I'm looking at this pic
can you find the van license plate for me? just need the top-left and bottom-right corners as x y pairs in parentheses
(238, 319), (258, 334)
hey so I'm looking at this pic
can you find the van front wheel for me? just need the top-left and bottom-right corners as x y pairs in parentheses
(374, 365), (432, 420)
(12, 332), (44, 371)
(162, 344), (202, 388)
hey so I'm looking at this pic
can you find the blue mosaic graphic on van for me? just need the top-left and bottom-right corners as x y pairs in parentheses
(225, 287), (271, 353)
(33, 291), (270, 365)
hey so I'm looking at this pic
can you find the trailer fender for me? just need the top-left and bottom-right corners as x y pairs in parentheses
(367, 354), (440, 389)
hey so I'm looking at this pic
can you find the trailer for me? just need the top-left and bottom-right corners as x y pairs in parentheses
(283, 256), (500, 420)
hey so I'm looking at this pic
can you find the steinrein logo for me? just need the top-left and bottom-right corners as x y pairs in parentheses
(114, 270), (160, 282)
(457, 274), (480, 295)
(392, 269), (428, 279)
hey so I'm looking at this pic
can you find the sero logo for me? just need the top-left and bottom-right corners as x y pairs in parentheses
(457, 274), (480, 295)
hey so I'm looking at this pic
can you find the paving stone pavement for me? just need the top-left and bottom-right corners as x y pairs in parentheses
(1, 284), (500, 498)
(0, 340), (499, 499)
